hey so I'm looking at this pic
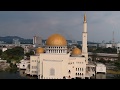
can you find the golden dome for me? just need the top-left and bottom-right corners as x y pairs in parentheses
(36, 47), (45, 54)
(46, 34), (67, 46)
(72, 47), (82, 55)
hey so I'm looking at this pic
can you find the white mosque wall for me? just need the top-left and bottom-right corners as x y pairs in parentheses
(43, 60), (63, 79)
(30, 55), (39, 75)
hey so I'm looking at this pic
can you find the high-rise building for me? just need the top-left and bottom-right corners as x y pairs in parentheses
(33, 36), (42, 46)
(13, 39), (20, 46)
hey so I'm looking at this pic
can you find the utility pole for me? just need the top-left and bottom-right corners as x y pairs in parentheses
(112, 31), (115, 48)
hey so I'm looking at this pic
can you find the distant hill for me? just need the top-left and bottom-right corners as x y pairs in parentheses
(0, 36), (99, 44)
(0, 36), (32, 44)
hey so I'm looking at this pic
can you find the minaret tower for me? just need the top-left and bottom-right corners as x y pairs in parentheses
(82, 13), (88, 64)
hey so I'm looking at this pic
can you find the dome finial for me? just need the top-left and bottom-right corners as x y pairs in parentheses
(84, 13), (86, 22)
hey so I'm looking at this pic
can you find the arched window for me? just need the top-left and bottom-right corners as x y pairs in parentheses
(76, 73), (77, 76)
(50, 68), (55, 76)
(78, 68), (79, 71)
(76, 68), (77, 71)
(68, 70), (71, 73)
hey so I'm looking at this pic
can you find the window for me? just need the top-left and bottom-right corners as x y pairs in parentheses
(76, 73), (77, 76)
(32, 66), (33, 69)
(76, 68), (77, 71)
(82, 73), (83, 76)
(50, 68), (55, 76)
(82, 68), (83, 71)
(78, 68), (79, 71)
(68, 70), (71, 73)
(32, 71), (37, 73)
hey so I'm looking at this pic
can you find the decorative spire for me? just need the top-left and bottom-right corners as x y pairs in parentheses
(84, 13), (86, 22)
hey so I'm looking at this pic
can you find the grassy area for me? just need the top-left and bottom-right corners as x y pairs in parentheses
(107, 70), (120, 74)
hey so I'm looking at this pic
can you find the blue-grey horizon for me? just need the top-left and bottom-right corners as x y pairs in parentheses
(0, 11), (120, 43)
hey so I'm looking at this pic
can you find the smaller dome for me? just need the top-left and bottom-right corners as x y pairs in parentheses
(36, 47), (45, 54)
(71, 47), (82, 55)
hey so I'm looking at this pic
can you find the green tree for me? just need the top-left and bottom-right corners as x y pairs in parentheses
(118, 51), (120, 61)
(1, 46), (24, 63)
(25, 50), (34, 57)
(114, 52), (120, 70)
(92, 51), (97, 62)
(0, 49), (2, 56)
(99, 58), (106, 64)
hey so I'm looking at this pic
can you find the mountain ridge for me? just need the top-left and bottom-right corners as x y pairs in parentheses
(0, 36), (98, 44)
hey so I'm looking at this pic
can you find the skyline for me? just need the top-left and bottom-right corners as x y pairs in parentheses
(0, 11), (120, 43)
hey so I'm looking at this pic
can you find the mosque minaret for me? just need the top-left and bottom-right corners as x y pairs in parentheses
(82, 13), (88, 64)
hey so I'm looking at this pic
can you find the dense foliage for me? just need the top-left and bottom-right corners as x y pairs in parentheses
(0, 49), (2, 56)
(1, 46), (24, 63)
(25, 50), (34, 57)
(88, 47), (117, 54)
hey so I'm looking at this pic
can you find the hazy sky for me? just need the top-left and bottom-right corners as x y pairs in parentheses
(0, 11), (120, 43)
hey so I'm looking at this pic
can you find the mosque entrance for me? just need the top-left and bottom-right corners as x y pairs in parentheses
(63, 76), (66, 79)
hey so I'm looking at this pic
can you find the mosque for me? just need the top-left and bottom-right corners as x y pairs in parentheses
(26, 14), (95, 79)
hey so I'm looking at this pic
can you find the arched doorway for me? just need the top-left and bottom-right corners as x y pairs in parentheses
(63, 76), (66, 79)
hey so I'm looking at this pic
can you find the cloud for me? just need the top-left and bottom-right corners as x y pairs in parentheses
(0, 11), (120, 43)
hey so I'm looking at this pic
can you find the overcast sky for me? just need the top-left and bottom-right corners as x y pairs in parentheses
(0, 11), (120, 43)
